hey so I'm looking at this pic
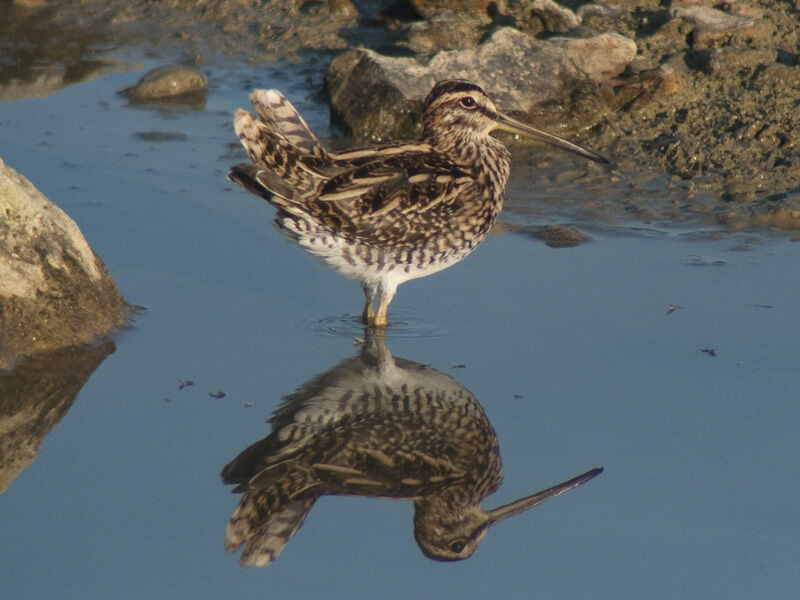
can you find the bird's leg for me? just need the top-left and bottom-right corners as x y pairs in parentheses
(362, 284), (376, 325)
(373, 302), (388, 327)
(372, 283), (396, 328)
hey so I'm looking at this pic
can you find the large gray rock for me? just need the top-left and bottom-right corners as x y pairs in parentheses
(326, 27), (636, 141)
(0, 159), (127, 370)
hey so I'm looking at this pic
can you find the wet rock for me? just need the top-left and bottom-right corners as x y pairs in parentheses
(754, 208), (800, 230)
(0, 159), (127, 370)
(119, 64), (208, 101)
(326, 27), (635, 141)
(722, 182), (757, 203)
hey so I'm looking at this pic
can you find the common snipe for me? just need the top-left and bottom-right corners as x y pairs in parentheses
(230, 80), (608, 326)
(222, 330), (602, 565)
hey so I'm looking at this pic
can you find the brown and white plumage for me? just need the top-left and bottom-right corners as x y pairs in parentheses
(229, 80), (607, 326)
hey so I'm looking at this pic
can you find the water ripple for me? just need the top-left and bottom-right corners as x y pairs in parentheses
(298, 308), (455, 340)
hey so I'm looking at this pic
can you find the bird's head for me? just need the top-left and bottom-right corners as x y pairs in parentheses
(412, 467), (603, 561)
(422, 80), (608, 164)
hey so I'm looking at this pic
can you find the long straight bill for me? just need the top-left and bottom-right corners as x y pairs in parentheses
(494, 111), (609, 164)
(486, 467), (603, 525)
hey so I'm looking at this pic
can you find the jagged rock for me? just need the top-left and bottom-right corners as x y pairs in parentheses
(326, 27), (636, 141)
(119, 64), (208, 101)
(0, 159), (127, 370)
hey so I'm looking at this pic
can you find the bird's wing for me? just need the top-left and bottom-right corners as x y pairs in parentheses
(310, 445), (468, 498)
(308, 153), (480, 247)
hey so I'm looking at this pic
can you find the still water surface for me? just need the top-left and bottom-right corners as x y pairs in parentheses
(1, 56), (799, 599)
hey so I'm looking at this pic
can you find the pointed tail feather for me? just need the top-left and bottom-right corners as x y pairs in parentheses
(249, 89), (327, 160)
(226, 497), (317, 567)
(233, 109), (325, 194)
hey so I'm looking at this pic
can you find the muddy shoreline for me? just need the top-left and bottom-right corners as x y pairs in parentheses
(5, 0), (800, 232)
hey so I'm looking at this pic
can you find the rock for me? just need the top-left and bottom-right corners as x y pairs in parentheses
(408, 0), (497, 23)
(577, 3), (636, 38)
(402, 11), (485, 53)
(133, 131), (189, 142)
(119, 64), (208, 101)
(754, 208), (800, 231)
(686, 47), (777, 74)
(549, 33), (637, 81)
(532, 224), (589, 248)
(751, 62), (800, 88)
(525, 0), (581, 34)
(0, 159), (127, 370)
(671, 6), (765, 47)
(326, 27), (636, 141)
(614, 55), (690, 109)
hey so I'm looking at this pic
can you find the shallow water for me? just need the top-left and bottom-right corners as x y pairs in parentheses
(2, 52), (800, 600)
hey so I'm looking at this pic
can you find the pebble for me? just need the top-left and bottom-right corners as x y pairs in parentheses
(120, 65), (208, 100)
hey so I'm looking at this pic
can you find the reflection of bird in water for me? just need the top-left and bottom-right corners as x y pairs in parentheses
(229, 80), (607, 326)
(221, 332), (602, 566)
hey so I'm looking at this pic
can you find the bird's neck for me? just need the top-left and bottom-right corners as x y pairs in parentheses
(428, 133), (511, 195)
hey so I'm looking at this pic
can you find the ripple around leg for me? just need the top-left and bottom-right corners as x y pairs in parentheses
(297, 308), (456, 340)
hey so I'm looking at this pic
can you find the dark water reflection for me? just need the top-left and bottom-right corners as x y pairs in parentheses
(0, 4), (126, 101)
(221, 331), (601, 566)
(0, 342), (114, 493)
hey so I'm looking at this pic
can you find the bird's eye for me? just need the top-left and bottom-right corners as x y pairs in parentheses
(460, 97), (476, 109)
(449, 540), (466, 553)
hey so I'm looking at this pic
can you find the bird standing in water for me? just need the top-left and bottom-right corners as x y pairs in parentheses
(229, 80), (607, 326)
